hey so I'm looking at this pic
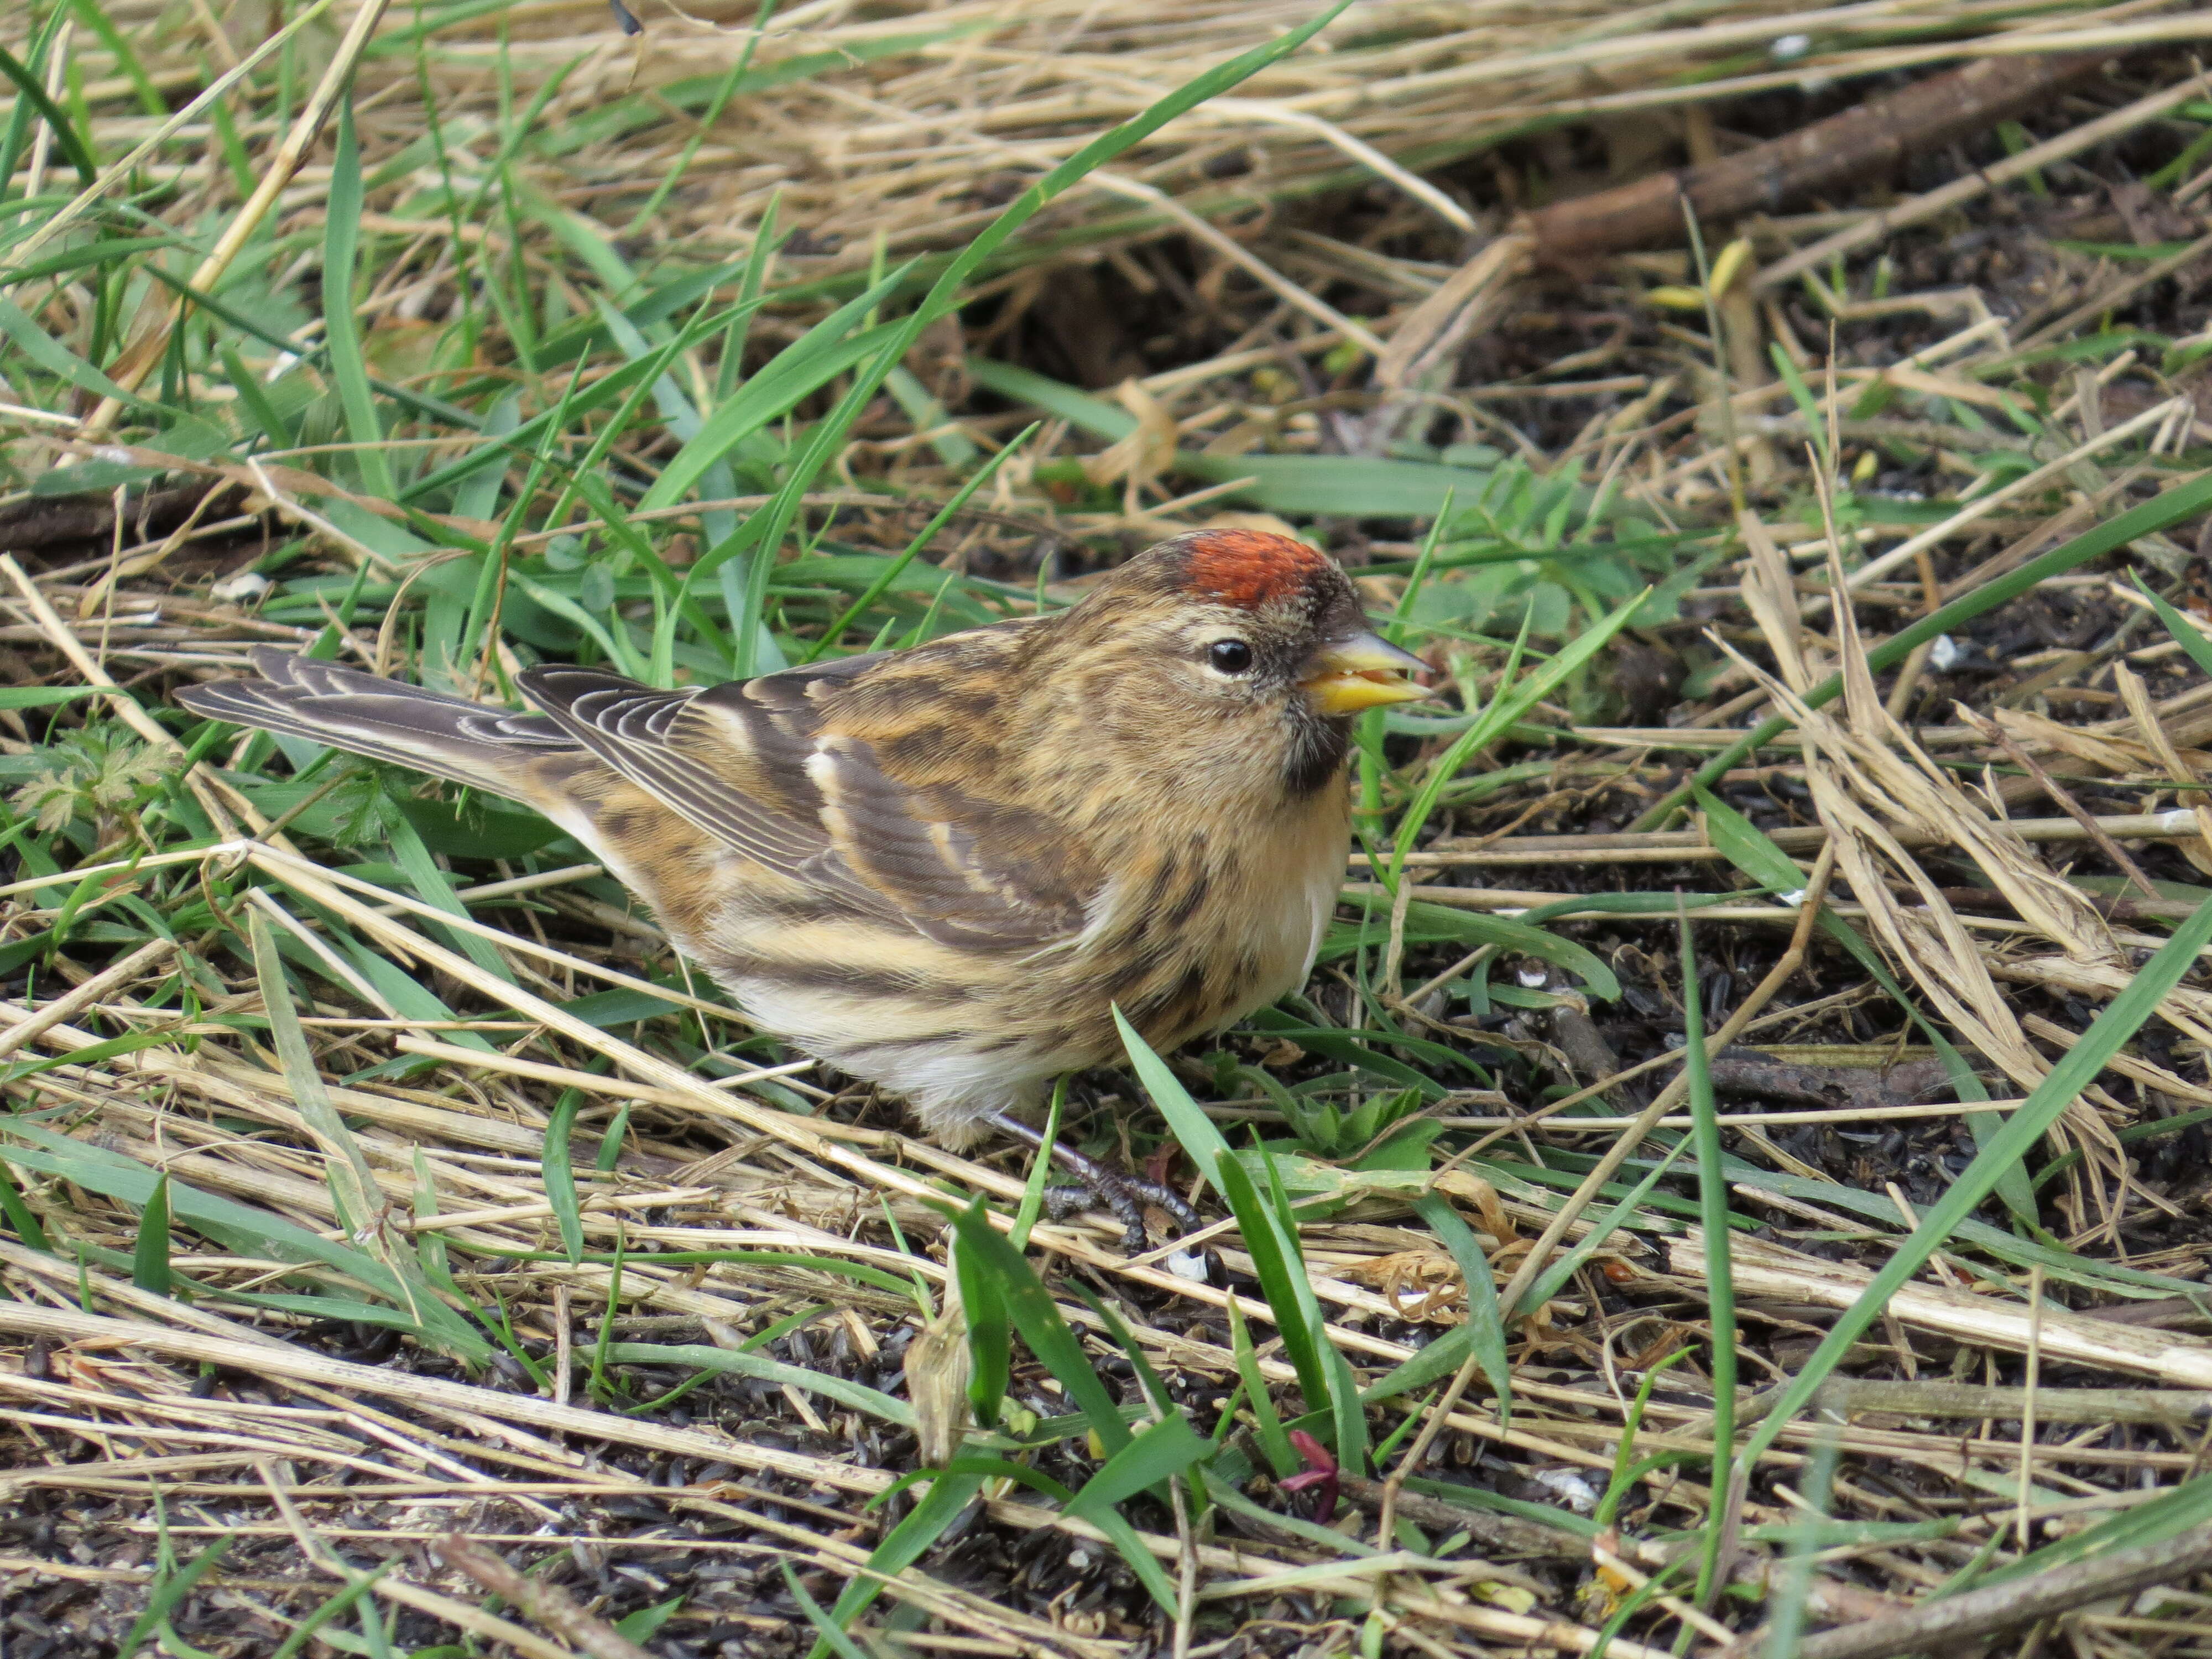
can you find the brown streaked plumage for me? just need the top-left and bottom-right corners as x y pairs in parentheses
(176, 530), (1425, 1179)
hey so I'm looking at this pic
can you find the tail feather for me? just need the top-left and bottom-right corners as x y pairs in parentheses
(175, 651), (582, 798)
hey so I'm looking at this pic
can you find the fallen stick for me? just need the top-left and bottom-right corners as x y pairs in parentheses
(1761, 69), (2212, 290)
(438, 1535), (654, 1659)
(1675, 1234), (2212, 1388)
(1729, 1519), (2212, 1659)
(1521, 53), (2108, 267)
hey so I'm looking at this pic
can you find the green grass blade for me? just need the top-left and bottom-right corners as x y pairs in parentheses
(810, 1469), (985, 1658)
(322, 101), (394, 499)
(1513, 1141), (1688, 1316)
(542, 1087), (585, 1266)
(1410, 1193), (1511, 1417)
(786, 1562), (871, 1659)
(1387, 586), (1644, 886)
(250, 907), (387, 1239)
(802, 425), (1038, 664)
(1983, 1468), (2212, 1583)
(269, 1566), (397, 1659)
(0, 293), (161, 408)
(953, 1223), (1011, 1429)
(0, 1157), (50, 1251)
(247, 910), (487, 1360)
(1637, 468), (2212, 830)
(1122, 1010), (1344, 1451)
(1008, 1073), (1061, 1256)
(947, 1198), (1130, 1456)
(1679, 906), (1736, 1610)
(1066, 1412), (1211, 1613)
(1740, 890), (2212, 1473)
(116, 1536), (231, 1658)
(1227, 1296), (1296, 1477)
(2132, 571), (2212, 679)
(381, 807), (519, 985)
(603, 1343), (912, 1426)
(640, 279), (910, 513)
(65, 0), (166, 115)
(131, 1173), (173, 1297)
(0, 43), (97, 186)
(0, 13), (68, 195)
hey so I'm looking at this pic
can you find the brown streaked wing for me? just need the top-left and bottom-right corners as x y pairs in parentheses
(792, 727), (1093, 949)
(518, 660), (1099, 951)
(515, 665), (829, 877)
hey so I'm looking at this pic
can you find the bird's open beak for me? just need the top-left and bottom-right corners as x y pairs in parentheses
(1300, 630), (1430, 716)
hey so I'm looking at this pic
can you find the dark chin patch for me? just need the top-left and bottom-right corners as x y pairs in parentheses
(1280, 708), (1349, 797)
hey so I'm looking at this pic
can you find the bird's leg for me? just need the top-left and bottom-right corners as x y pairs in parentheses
(983, 1109), (1201, 1250)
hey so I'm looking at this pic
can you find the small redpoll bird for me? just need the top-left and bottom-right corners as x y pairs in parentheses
(177, 530), (1426, 1234)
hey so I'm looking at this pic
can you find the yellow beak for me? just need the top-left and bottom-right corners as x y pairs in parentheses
(1300, 629), (1430, 716)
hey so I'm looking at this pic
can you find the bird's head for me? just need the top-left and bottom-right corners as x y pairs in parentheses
(1052, 529), (1429, 797)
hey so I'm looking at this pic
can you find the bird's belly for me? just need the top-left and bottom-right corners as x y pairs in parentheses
(622, 822), (1343, 1147)
(1086, 820), (1345, 1056)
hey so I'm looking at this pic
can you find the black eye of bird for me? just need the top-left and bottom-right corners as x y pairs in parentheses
(1208, 639), (1254, 675)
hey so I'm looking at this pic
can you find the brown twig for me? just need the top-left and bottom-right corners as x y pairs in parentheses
(0, 481), (252, 556)
(1760, 71), (2212, 290)
(1522, 54), (2106, 267)
(1731, 1520), (2212, 1659)
(435, 1535), (655, 1659)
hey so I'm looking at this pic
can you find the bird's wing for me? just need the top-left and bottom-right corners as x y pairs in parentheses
(518, 659), (1097, 949)
(516, 665), (826, 875)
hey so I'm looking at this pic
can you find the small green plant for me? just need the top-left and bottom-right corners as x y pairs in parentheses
(9, 725), (166, 841)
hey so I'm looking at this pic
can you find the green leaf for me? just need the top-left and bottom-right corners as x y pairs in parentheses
(947, 1198), (1129, 1456)
(132, 1173), (173, 1297)
(603, 1342), (912, 1426)
(1066, 1411), (1211, 1613)
(0, 294), (161, 409)
(0, 44), (97, 184)
(810, 1471), (984, 1659)
(1123, 1010), (1352, 1460)
(542, 1087), (585, 1266)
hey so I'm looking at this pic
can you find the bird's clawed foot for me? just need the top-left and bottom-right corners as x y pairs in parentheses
(985, 1110), (1201, 1251)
